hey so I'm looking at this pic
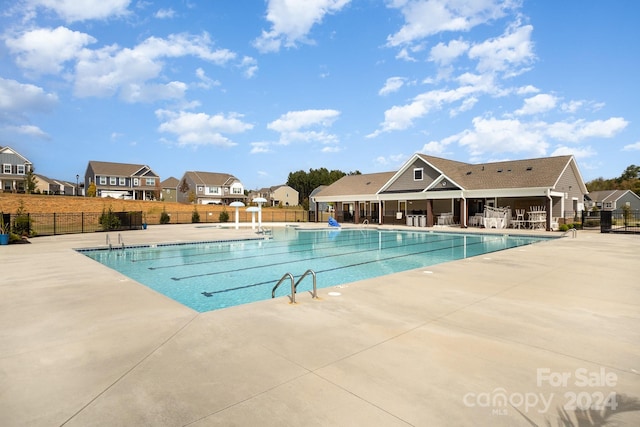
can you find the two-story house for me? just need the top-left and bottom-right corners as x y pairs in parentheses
(160, 177), (179, 202)
(85, 161), (160, 200)
(34, 174), (77, 195)
(0, 146), (32, 193)
(251, 185), (299, 207)
(177, 171), (246, 205)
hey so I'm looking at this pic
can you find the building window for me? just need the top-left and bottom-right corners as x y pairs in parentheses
(2, 164), (10, 174)
(232, 187), (242, 194)
(110, 177), (117, 185)
(206, 186), (220, 195)
(604, 202), (613, 209)
(16, 165), (25, 175)
(146, 178), (155, 186)
(413, 168), (423, 181)
(99, 176), (107, 185)
(119, 177), (126, 186)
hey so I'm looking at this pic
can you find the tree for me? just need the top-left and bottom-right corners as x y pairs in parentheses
(24, 166), (37, 194)
(87, 182), (97, 197)
(287, 167), (361, 209)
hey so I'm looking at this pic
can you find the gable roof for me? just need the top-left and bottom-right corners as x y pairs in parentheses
(183, 171), (239, 186)
(0, 146), (32, 164)
(587, 189), (640, 203)
(416, 154), (579, 191)
(87, 161), (157, 177)
(160, 177), (179, 188)
(314, 172), (395, 199)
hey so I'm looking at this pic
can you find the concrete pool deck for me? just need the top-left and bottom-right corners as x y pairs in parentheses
(0, 224), (638, 426)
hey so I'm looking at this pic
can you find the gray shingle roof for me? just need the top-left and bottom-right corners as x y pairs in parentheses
(314, 172), (395, 197)
(418, 154), (574, 190)
(88, 161), (156, 177)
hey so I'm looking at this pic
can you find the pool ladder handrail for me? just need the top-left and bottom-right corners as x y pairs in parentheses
(562, 228), (577, 238)
(106, 233), (126, 250)
(271, 269), (317, 304)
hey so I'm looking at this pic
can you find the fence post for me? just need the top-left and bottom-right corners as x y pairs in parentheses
(81, 212), (84, 233)
(53, 212), (56, 235)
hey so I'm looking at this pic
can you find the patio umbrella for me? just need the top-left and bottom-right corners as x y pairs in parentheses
(252, 197), (267, 230)
(246, 207), (259, 230)
(229, 201), (245, 229)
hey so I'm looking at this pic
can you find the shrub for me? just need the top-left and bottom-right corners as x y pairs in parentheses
(192, 207), (200, 223)
(99, 206), (121, 231)
(219, 208), (229, 223)
(160, 208), (171, 224)
(559, 224), (569, 232)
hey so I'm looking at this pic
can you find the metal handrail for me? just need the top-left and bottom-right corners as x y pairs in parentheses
(106, 234), (112, 250)
(117, 233), (125, 248)
(271, 272), (295, 302)
(293, 269), (317, 300)
(562, 228), (577, 238)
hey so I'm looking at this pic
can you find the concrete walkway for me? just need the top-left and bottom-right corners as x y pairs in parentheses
(0, 224), (638, 426)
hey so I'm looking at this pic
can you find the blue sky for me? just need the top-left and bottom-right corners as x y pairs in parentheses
(1, 0), (638, 190)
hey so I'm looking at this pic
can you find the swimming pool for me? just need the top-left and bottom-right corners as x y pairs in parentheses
(79, 228), (553, 312)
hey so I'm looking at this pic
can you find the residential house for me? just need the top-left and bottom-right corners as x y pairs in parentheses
(252, 185), (299, 207)
(312, 154), (588, 230)
(160, 177), (179, 202)
(34, 174), (74, 195)
(85, 161), (160, 200)
(0, 146), (32, 193)
(585, 190), (640, 211)
(177, 171), (246, 205)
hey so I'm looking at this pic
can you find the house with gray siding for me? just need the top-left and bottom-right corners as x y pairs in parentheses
(160, 177), (179, 203)
(312, 153), (588, 231)
(177, 171), (246, 205)
(0, 146), (32, 193)
(85, 161), (160, 200)
(586, 190), (640, 211)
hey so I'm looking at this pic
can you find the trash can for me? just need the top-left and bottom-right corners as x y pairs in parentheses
(406, 215), (414, 226)
(418, 215), (426, 227)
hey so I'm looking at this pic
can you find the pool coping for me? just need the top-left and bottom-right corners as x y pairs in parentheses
(1, 223), (638, 426)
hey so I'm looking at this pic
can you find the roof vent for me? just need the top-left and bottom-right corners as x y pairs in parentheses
(466, 171), (472, 175)
(526, 166), (533, 171)
(366, 181), (371, 185)
(497, 168), (503, 173)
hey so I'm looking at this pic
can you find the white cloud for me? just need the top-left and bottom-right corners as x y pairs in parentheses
(0, 77), (58, 113)
(622, 141), (640, 151)
(26, 0), (131, 22)
(545, 117), (628, 142)
(458, 116), (549, 157)
(250, 142), (272, 154)
(253, 0), (352, 53)
(515, 93), (558, 116)
(194, 68), (220, 90)
(379, 77), (406, 96)
(386, 0), (516, 47)
(5, 124), (50, 139)
(429, 38), (469, 65)
(155, 109), (253, 147)
(551, 145), (596, 158)
(468, 22), (535, 76)
(240, 56), (259, 78)
(516, 85), (539, 95)
(368, 83), (485, 137)
(267, 109), (340, 145)
(73, 32), (236, 101)
(5, 26), (96, 75)
(423, 115), (628, 160)
(155, 8), (175, 19)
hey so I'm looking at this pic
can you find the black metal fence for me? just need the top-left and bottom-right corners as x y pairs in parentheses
(600, 209), (640, 234)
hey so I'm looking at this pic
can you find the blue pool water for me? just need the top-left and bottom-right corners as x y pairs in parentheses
(78, 228), (553, 312)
